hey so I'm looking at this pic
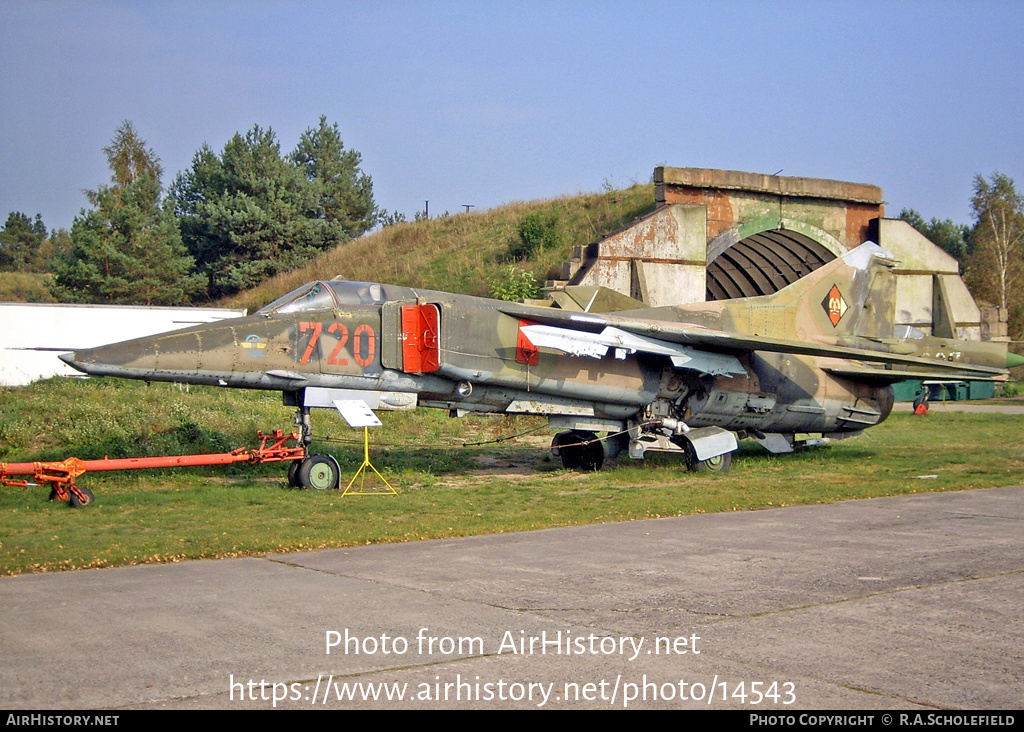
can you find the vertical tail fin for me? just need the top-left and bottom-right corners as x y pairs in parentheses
(717, 242), (898, 343)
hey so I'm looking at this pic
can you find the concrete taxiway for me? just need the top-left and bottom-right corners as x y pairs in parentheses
(2, 485), (1022, 709)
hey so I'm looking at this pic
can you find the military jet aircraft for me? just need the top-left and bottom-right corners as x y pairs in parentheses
(61, 242), (1022, 487)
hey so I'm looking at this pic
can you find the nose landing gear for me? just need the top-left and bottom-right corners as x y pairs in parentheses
(289, 405), (341, 491)
(288, 454), (341, 491)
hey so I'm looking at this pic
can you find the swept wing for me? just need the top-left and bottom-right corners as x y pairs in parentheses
(509, 307), (1006, 380)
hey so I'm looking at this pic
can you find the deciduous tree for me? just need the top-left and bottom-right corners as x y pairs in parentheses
(965, 173), (1024, 344)
(966, 174), (1024, 312)
(95, 120), (163, 196)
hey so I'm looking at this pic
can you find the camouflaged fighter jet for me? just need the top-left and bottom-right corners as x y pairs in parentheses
(61, 242), (1022, 485)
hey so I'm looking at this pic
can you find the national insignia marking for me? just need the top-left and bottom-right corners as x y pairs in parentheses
(242, 334), (267, 357)
(822, 284), (847, 327)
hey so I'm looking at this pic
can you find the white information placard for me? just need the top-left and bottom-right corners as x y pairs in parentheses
(333, 400), (383, 428)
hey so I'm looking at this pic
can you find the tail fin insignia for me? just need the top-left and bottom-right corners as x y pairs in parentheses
(823, 285), (848, 328)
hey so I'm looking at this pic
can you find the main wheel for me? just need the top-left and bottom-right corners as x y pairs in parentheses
(69, 486), (95, 508)
(298, 455), (340, 491)
(686, 447), (732, 473)
(553, 430), (604, 471)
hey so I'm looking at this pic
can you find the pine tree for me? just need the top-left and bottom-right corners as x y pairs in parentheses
(172, 119), (377, 298)
(50, 122), (204, 305)
(291, 116), (377, 240)
(0, 212), (47, 271)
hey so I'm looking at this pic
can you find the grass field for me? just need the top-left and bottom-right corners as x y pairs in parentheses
(2, 378), (1023, 576)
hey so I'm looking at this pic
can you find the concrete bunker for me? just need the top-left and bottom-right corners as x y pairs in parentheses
(706, 227), (837, 300)
(553, 166), (1005, 346)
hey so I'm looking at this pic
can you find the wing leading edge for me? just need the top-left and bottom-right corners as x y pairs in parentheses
(519, 323), (746, 376)
(518, 318), (1007, 380)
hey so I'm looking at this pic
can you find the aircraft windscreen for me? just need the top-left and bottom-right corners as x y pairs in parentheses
(327, 281), (387, 305)
(259, 282), (336, 315)
(258, 281), (386, 315)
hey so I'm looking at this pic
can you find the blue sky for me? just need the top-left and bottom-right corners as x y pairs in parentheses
(2, 0), (1022, 232)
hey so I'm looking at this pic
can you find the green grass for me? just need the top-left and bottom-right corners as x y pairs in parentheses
(0, 271), (56, 303)
(2, 379), (1023, 575)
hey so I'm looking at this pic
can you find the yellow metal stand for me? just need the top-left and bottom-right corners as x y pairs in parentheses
(342, 427), (398, 495)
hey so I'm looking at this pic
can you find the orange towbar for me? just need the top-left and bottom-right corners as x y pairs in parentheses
(1, 430), (306, 507)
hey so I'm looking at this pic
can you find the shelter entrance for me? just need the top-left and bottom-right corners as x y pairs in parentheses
(706, 229), (837, 300)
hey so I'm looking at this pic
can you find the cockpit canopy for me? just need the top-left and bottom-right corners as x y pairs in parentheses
(258, 281), (388, 315)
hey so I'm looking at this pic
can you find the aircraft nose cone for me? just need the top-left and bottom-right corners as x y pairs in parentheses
(58, 352), (82, 372)
(55, 335), (164, 378)
(57, 345), (125, 376)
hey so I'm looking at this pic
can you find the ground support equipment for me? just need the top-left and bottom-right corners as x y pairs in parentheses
(1, 429), (311, 507)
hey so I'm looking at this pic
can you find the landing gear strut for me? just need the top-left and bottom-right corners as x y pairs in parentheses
(290, 405), (341, 490)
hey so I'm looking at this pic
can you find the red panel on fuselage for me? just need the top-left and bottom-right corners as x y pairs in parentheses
(401, 304), (440, 373)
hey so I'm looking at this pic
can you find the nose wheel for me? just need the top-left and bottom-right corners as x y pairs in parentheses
(289, 455), (341, 491)
(288, 403), (341, 490)
(288, 460), (302, 487)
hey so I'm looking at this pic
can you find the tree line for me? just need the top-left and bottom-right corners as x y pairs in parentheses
(2, 122), (1022, 344)
(0, 119), (377, 305)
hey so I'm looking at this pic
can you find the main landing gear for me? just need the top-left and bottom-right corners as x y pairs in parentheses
(683, 441), (732, 473)
(551, 430), (605, 471)
(551, 421), (737, 473)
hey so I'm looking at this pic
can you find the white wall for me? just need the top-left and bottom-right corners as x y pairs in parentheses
(0, 303), (246, 386)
